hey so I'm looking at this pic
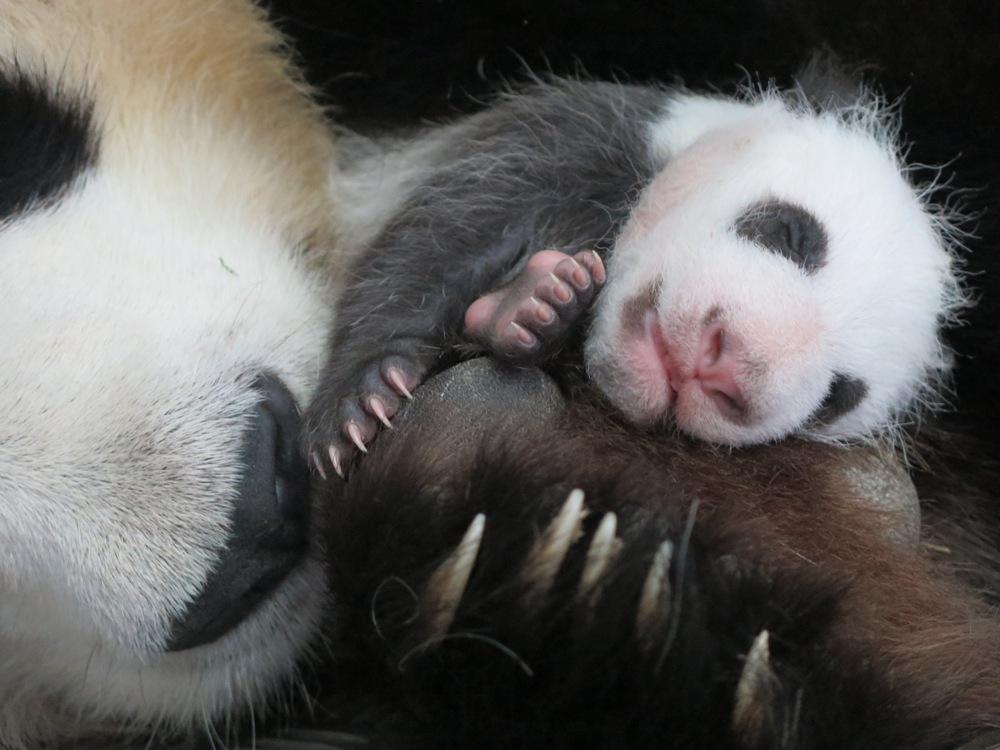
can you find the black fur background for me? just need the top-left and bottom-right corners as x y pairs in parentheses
(268, 0), (1000, 437)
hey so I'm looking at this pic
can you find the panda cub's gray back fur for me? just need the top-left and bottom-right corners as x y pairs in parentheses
(330, 80), (666, 258)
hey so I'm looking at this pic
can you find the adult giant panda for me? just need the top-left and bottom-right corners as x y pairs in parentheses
(0, 1), (342, 745)
(4, 1), (1000, 749)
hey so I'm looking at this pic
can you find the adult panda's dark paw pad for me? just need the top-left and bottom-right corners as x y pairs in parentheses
(464, 249), (605, 362)
(304, 354), (426, 478)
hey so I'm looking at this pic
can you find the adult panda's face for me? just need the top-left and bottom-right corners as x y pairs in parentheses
(0, 1), (339, 743)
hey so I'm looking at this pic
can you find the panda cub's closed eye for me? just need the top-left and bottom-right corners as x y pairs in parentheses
(734, 200), (828, 273)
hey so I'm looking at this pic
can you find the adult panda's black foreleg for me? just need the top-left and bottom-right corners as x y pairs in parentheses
(295, 359), (1000, 749)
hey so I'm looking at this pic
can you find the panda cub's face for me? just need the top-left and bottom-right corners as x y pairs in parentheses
(0, 1), (338, 743)
(586, 94), (958, 445)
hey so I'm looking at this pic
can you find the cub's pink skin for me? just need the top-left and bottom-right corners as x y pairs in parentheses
(464, 249), (606, 359)
(305, 74), (964, 475)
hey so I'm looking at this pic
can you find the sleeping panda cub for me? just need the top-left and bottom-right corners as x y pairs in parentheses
(305, 65), (965, 476)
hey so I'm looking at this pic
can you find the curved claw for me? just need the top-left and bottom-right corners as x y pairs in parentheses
(527, 295), (554, 324)
(578, 512), (620, 605)
(521, 488), (587, 611)
(368, 395), (394, 429)
(732, 630), (776, 743)
(309, 451), (327, 481)
(386, 366), (413, 399)
(566, 257), (588, 287)
(328, 444), (345, 479)
(547, 272), (572, 302)
(583, 249), (606, 285)
(637, 539), (674, 645)
(345, 422), (369, 454)
(424, 513), (486, 639)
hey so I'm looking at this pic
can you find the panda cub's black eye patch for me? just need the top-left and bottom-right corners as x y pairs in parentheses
(734, 200), (829, 273)
(809, 373), (869, 426)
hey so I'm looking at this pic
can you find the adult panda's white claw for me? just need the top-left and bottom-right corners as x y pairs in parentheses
(521, 488), (587, 609)
(636, 539), (674, 643)
(732, 630), (776, 743)
(578, 512), (620, 604)
(423, 513), (486, 639)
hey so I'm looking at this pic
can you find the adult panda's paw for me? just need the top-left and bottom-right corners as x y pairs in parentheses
(464, 249), (605, 362)
(303, 348), (429, 478)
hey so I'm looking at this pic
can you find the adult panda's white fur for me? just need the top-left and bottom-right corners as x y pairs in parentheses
(0, 1), (340, 745)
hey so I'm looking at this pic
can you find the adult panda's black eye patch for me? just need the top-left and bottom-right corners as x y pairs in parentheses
(734, 199), (829, 273)
(0, 68), (97, 221)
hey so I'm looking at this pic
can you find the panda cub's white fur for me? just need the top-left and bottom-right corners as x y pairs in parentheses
(586, 84), (965, 445)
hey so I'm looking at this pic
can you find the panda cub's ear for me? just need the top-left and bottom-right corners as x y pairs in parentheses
(789, 53), (871, 113)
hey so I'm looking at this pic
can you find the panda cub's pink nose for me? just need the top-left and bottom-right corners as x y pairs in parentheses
(693, 323), (746, 419)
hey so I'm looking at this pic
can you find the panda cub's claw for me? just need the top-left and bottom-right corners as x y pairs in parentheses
(327, 444), (345, 479)
(306, 352), (428, 479)
(317, 424), (373, 481)
(385, 366), (414, 400)
(309, 451), (328, 481)
(367, 394), (395, 428)
(465, 248), (605, 363)
(345, 422), (369, 453)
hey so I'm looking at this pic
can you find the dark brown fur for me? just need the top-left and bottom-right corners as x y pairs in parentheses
(301, 360), (1000, 749)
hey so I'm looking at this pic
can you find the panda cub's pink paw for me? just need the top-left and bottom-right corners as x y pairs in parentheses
(464, 249), (605, 362)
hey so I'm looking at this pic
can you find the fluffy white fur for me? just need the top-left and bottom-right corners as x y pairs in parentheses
(0, 1), (340, 745)
(586, 87), (965, 445)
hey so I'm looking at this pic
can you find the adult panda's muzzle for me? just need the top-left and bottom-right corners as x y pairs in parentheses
(166, 372), (311, 651)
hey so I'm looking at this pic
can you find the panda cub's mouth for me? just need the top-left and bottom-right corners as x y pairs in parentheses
(166, 372), (312, 652)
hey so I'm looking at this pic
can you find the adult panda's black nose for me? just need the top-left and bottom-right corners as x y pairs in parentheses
(166, 372), (311, 652)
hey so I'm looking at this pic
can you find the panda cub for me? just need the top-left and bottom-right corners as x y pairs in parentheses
(304, 65), (965, 476)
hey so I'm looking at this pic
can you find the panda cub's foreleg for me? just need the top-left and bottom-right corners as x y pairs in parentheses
(302, 81), (661, 477)
(464, 249), (605, 360)
(309, 243), (609, 480)
(311, 245), (603, 478)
